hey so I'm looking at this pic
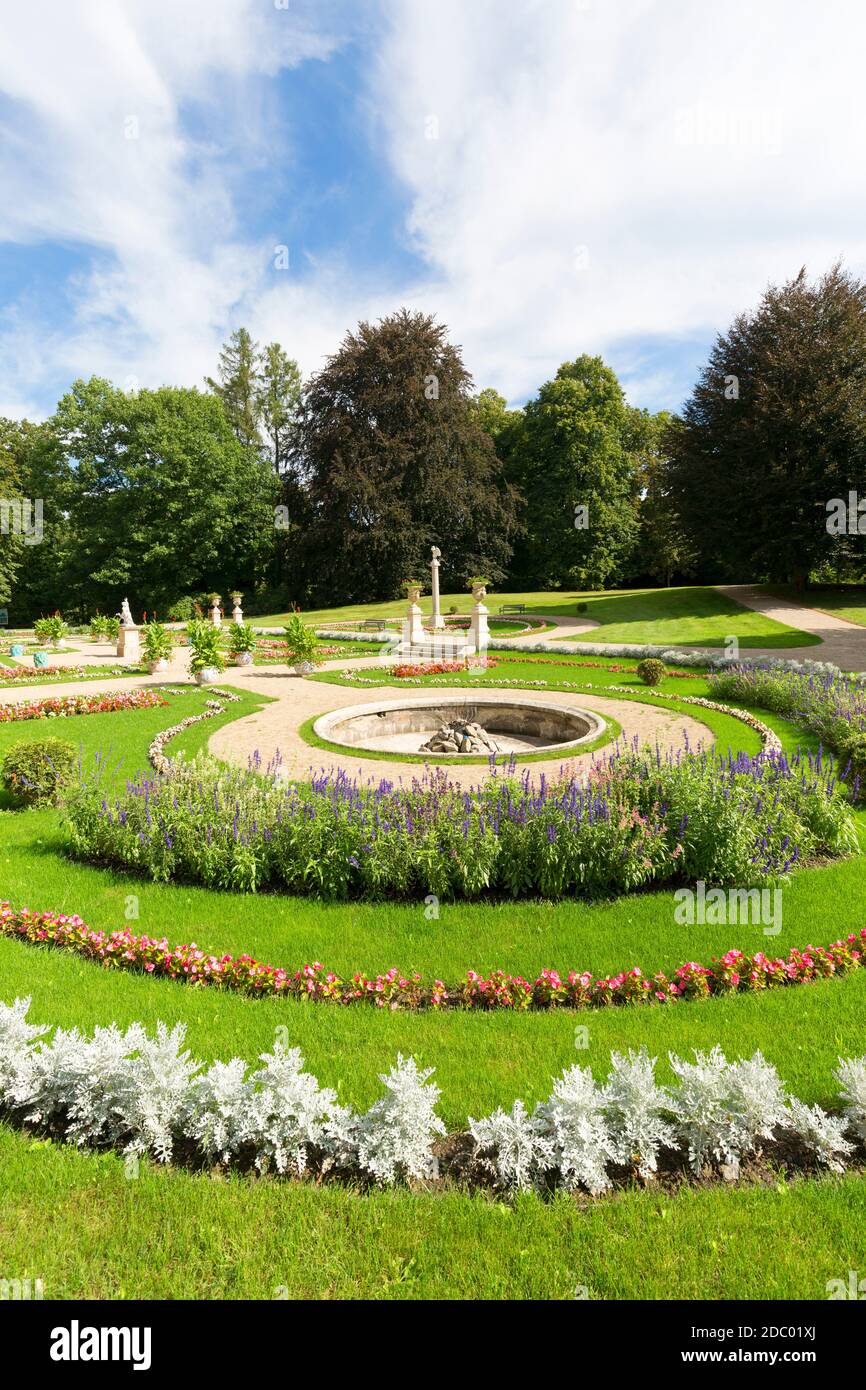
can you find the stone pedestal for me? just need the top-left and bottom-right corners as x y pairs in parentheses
(470, 599), (489, 655)
(117, 625), (141, 663)
(407, 600), (425, 646)
(210, 604), (222, 628)
(232, 604), (243, 624)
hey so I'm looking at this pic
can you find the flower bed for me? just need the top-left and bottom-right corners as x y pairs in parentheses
(64, 742), (856, 901)
(1, 996), (863, 1191)
(3, 902), (863, 1015)
(392, 658), (498, 678)
(0, 689), (167, 723)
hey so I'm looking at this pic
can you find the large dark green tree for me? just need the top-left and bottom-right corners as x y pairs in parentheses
(295, 310), (520, 604)
(668, 263), (866, 588)
(43, 379), (277, 617)
(507, 355), (640, 589)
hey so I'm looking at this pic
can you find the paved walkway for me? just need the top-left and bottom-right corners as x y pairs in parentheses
(712, 585), (866, 671)
(0, 637), (706, 787)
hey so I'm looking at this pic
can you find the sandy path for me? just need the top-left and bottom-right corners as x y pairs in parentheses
(712, 584), (866, 671)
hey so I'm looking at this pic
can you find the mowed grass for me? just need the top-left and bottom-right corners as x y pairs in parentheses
(564, 586), (819, 649)
(1, 1122), (864, 1300)
(254, 585), (819, 649)
(2, 659), (865, 1300)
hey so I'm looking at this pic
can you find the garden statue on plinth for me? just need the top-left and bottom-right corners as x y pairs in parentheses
(230, 590), (243, 623)
(116, 597), (141, 662)
(209, 594), (222, 628)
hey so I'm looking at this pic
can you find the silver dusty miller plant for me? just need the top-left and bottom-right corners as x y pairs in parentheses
(602, 1047), (676, 1179)
(2, 1001), (865, 1194)
(354, 1054), (445, 1184)
(668, 1046), (788, 1176)
(834, 1056), (866, 1144)
(468, 1099), (554, 1191)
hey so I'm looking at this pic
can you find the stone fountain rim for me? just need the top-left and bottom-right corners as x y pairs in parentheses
(312, 694), (606, 757)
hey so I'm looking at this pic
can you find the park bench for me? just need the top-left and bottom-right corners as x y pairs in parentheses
(361, 618), (386, 630)
(499, 603), (526, 615)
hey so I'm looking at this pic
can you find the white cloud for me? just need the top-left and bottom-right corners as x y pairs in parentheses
(1, 0), (865, 418)
(371, 0), (866, 406)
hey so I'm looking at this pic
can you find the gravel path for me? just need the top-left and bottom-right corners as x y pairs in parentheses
(712, 584), (866, 671)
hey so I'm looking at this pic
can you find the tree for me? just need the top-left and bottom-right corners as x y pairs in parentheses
(0, 417), (71, 620)
(0, 424), (25, 607)
(668, 263), (866, 589)
(258, 342), (302, 477)
(633, 410), (698, 586)
(205, 328), (261, 450)
(295, 309), (520, 604)
(47, 379), (278, 617)
(507, 355), (640, 589)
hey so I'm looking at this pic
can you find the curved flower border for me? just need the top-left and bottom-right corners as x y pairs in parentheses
(2, 901), (862, 1013)
(0, 688), (167, 723)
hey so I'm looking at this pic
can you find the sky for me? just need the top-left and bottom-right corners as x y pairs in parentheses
(1, 0), (865, 422)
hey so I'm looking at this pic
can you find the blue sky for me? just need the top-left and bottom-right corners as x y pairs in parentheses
(1, 0), (864, 421)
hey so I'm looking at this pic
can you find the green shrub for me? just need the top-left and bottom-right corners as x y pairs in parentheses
(89, 614), (108, 640)
(228, 621), (257, 655)
(2, 737), (77, 807)
(141, 621), (173, 663)
(636, 658), (666, 686)
(187, 619), (225, 675)
(283, 615), (319, 667)
(577, 602), (588, 614)
(167, 596), (196, 622)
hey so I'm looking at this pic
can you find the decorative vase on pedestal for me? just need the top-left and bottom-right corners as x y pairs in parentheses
(195, 666), (221, 686)
(234, 651), (253, 667)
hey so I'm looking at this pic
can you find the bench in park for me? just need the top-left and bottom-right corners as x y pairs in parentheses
(498, 603), (526, 615)
(361, 618), (386, 630)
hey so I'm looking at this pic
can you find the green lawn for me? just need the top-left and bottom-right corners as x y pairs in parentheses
(1, 653), (864, 1299)
(254, 585), (819, 649)
(3, 1123), (863, 1300)
(564, 586), (819, 648)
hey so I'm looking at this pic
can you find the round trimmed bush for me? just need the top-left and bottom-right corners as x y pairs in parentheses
(2, 737), (77, 807)
(636, 658), (666, 686)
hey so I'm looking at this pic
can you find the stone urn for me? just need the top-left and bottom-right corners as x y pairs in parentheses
(234, 650), (253, 667)
(471, 582), (487, 602)
(195, 666), (222, 686)
(147, 658), (169, 674)
(405, 584), (422, 603)
(230, 593), (244, 623)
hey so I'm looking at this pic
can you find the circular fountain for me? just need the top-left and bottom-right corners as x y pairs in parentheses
(313, 695), (605, 757)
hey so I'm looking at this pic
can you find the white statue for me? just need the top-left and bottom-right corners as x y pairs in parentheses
(119, 598), (134, 628)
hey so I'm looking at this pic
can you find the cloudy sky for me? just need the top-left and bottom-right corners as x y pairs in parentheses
(1, 0), (864, 421)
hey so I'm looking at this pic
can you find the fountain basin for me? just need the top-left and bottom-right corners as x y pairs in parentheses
(313, 695), (605, 757)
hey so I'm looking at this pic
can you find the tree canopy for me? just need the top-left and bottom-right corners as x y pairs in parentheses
(294, 309), (520, 604)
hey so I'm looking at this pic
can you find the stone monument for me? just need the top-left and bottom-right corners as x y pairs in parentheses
(116, 597), (141, 662)
(230, 591), (243, 624)
(429, 546), (446, 631)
